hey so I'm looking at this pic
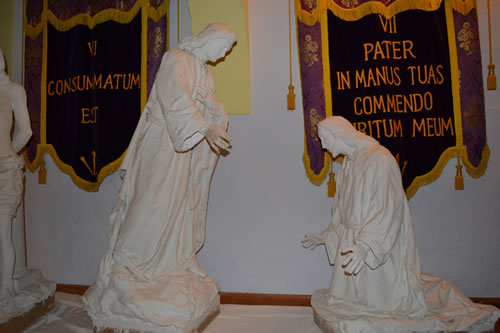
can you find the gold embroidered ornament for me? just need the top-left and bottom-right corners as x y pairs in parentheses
(457, 22), (479, 56)
(300, 35), (319, 67)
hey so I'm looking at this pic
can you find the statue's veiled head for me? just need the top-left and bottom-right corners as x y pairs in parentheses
(0, 48), (5, 74)
(0, 48), (9, 84)
(318, 116), (378, 159)
(179, 23), (237, 63)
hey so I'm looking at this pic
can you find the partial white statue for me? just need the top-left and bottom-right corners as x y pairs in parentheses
(303, 116), (500, 333)
(0, 48), (55, 323)
(83, 23), (237, 332)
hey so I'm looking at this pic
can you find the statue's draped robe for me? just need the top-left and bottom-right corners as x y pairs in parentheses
(0, 84), (25, 217)
(0, 81), (55, 319)
(84, 49), (226, 328)
(314, 120), (500, 331)
(323, 143), (427, 318)
(0, 156), (23, 217)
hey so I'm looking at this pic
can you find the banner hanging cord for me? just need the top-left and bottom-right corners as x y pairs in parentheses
(287, 0), (296, 110)
(177, 0), (180, 43)
(487, 0), (496, 90)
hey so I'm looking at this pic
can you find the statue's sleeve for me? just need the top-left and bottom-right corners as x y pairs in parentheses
(355, 152), (406, 269)
(323, 196), (341, 265)
(323, 223), (339, 266)
(154, 51), (209, 152)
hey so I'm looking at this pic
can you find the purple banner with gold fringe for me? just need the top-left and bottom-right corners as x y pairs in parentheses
(296, 0), (488, 198)
(24, 0), (169, 192)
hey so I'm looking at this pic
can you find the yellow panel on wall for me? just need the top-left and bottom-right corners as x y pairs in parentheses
(187, 0), (250, 115)
(0, 0), (14, 75)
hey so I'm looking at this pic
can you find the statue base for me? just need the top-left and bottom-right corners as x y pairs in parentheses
(91, 294), (220, 333)
(84, 264), (221, 333)
(0, 268), (56, 332)
(0, 294), (55, 333)
(312, 274), (500, 333)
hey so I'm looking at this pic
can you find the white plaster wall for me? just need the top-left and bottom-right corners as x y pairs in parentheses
(19, 0), (500, 296)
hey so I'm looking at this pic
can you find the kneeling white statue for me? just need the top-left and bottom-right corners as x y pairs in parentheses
(303, 116), (500, 333)
(83, 23), (237, 333)
(0, 48), (55, 330)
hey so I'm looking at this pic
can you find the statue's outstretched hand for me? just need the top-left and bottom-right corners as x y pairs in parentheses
(301, 233), (325, 250)
(341, 243), (368, 275)
(204, 124), (231, 154)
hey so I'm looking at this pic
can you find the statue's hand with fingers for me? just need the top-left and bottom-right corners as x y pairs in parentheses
(341, 242), (369, 275)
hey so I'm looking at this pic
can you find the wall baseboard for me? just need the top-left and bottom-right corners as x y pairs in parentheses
(56, 284), (500, 309)
(219, 292), (311, 306)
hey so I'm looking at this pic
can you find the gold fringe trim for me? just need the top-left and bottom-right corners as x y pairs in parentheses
(24, 0), (170, 37)
(141, 5), (148, 111)
(405, 144), (489, 199)
(303, 149), (331, 186)
(46, 5), (141, 31)
(24, 20), (44, 40)
(451, 0), (476, 16)
(28, 145), (128, 192)
(445, 0), (463, 147)
(295, 0), (443, 25)
(148, 1), (170, 23)
(463, 144), (490, 178)
(24, 145), (45, 173)
(321, 7), (333, 121)
(41, 0), (48, 147)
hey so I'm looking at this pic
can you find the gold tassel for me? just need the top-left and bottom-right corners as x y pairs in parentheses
(487, 0), (496, 90)
(287, 0), (296, 111)
(38, 160), (46, 184)
(287, 84), (296, 110)
(487, 64), (496, 90)
(328, 161), (336, 197)
(455, 157), (464, 190)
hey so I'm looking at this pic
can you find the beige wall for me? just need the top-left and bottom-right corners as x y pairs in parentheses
(18, 0), (500, 297)
(0, 0), (15, 75)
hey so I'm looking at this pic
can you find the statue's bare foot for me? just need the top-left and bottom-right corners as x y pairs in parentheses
(0, 285), (15, 302)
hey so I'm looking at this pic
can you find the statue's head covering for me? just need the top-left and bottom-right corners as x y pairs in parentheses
(318, 116), (378, 157)
(0, 49), (9, 83)
(179, 23), (237, 56)
(0, 49), (4, 72)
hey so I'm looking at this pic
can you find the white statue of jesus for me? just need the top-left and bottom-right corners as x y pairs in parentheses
(303, 116), (500, 332)
(84, 23), (237, 332)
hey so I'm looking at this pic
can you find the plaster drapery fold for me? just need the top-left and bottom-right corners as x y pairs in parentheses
(83, 48), (226, 327)
(324, 144), (426, 317)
